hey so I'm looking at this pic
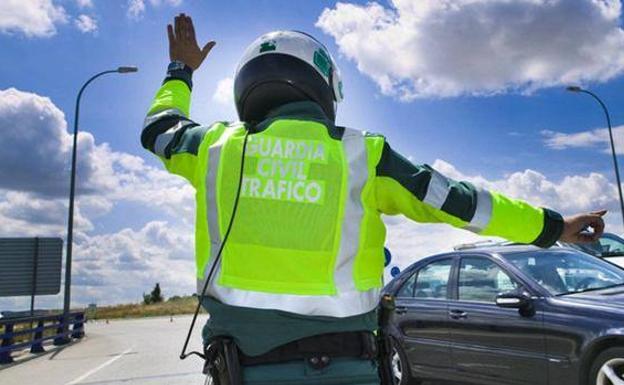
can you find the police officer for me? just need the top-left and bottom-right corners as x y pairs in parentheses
(141, 14), (606, 385)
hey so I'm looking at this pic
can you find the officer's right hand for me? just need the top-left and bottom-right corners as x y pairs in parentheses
(167, 13), (215, 70)
(560, 210), (607, 243)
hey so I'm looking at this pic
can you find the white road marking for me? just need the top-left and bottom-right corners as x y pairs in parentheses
(64, 347), (133, 385)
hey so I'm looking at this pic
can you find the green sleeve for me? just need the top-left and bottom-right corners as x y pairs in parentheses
(141, 79), (209, 187)
(374, 140), (563, 247)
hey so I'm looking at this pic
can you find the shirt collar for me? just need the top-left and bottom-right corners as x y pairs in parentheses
(253, 101), (343, 139)
(264, 101), (329, 122)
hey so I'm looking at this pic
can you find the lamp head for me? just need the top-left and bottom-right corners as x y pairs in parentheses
(566, 85), (582, 93)
(117, 66), (138, 73)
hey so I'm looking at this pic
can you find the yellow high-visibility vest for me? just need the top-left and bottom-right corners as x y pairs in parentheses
(141, 80), (564, 318)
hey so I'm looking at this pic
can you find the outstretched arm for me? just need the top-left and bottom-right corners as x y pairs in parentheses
(374, 140), (605, 247)
(141, 14), (216, 186)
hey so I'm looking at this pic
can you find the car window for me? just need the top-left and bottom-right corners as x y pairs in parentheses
(459, 257), (518, 303)
(505, 250), (624, 296)
(396, 272), (416, 298)
(600, 236), (624, 256)
(414, 259), (452, 300)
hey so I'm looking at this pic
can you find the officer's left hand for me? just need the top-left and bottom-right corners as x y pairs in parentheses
(167, 13), (215, 70)
(560, 210), (606, 243)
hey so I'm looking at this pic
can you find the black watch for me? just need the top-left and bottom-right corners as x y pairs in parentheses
(168, 60), (191, 73)
(164, 60), (193, 89)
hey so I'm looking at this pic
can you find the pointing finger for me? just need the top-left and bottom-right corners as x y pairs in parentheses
(589, 215), (605, 239)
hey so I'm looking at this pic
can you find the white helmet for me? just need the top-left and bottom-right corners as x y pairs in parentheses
(234, 30), (343, 123)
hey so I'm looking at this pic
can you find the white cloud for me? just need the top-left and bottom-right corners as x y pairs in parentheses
(212, 77), (234, 106)
(0, 87), (196, 235)
(0, 0), (67, 37)
(76, 0), (93, 8)
(75, 14), (97, 33)
(71, 221), (196, 305)
(0, 88), (74, 195)
(0, 88), (194, 219)
(542, 126), (624, 154)
(127, 0), (182, 19)
(211, 77), (237, 120)
(433, 159), (618, 213)
(0, 87), (196, 307)
(127, 0), (145, 19)
(0, 190), (94, 237)
(316, 0), (624, 99)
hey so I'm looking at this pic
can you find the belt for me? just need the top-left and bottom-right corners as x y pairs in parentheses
(238, 331), (377, 369)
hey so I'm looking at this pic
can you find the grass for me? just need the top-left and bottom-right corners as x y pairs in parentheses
(87, 295), (206, 320)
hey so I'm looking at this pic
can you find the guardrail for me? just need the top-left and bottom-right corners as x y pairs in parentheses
(0, 312), (85, 364)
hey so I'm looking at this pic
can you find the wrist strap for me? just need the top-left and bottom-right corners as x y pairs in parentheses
(532, 208), (564, 248)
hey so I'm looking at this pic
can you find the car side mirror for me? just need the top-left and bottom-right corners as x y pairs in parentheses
(496, 291), (531, 309)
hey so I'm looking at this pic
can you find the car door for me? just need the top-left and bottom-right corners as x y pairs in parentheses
(449, 255), (547, 385)
(393, 258), (454, 378)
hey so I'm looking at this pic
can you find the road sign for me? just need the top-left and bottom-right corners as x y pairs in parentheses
(0, 238), (63, 297)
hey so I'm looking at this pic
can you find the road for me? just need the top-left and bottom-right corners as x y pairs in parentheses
(2, 316), (207, 385)
(1, 316), (461, 385)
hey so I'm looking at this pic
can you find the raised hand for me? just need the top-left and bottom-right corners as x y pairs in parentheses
(560, 210), (607, 243)
(167, 13), (215, 70)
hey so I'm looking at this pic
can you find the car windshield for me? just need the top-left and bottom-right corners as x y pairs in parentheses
(564, 242), (603, 257)
(598, 234), (624, 256)
(503, 250), (624, 296)
(562, 233), (624, 257)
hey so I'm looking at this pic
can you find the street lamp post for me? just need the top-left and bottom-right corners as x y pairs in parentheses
(58, 66), (138, 344)
(567, 86), (624, 228)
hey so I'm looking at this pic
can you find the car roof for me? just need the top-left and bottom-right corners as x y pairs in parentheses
(395, 245), (578, 279)
(413, 245), (576, 266)
(445, 244), (551, 256)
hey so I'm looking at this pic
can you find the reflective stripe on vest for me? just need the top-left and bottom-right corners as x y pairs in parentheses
(202, 123), (242, 285)
(197, 124), (380, 317)
(463, 188), (493, 233)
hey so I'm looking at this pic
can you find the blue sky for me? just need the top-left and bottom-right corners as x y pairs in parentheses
(1, 0), (624, 309)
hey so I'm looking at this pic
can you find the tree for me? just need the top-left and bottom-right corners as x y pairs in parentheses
(142, 283), (164, 305)
(150, 283), (164, 303)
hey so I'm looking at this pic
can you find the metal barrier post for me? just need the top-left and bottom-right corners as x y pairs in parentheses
(30, 319), (45, 353)
(0, 322), (14, 364)
(53, 315), (67, 345)
(71, 313), (85, 339)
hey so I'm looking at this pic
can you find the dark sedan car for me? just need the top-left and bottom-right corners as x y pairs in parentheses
(384, 245), (624, 385)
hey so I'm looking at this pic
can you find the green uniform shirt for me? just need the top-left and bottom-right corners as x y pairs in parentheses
(202, 297), (377, 356)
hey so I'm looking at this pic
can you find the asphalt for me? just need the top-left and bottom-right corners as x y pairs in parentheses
(0, 315), (461, 385)
(1, 315), (207, 385)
